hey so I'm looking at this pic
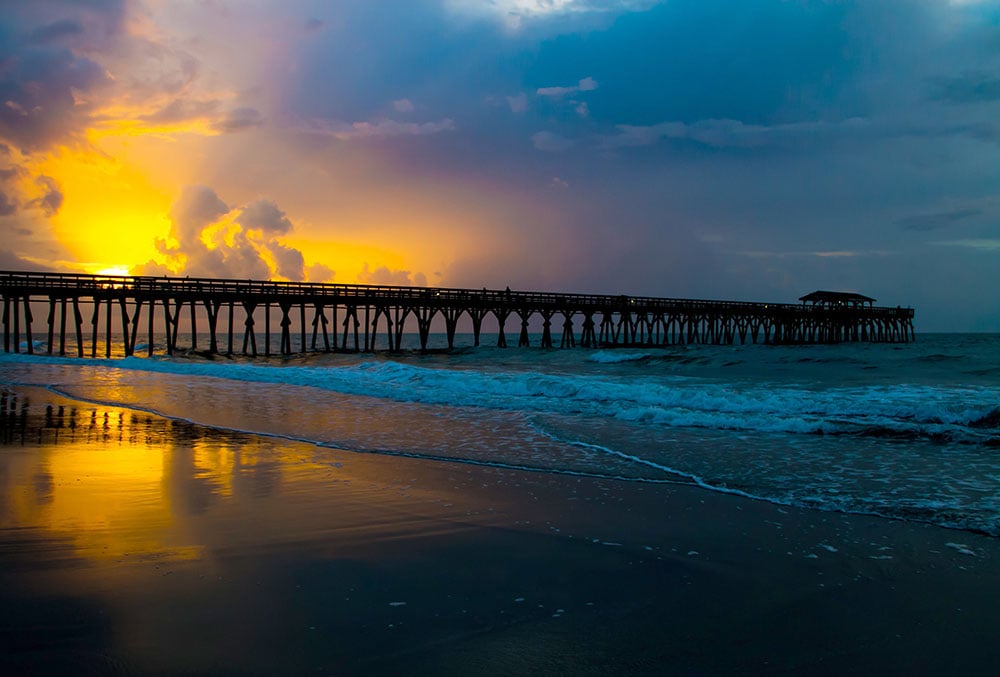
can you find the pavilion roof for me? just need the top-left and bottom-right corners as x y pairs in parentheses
(798, 290), (877, 304)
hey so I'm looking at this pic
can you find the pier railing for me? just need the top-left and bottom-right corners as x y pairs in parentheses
(1, 270), (915, 357)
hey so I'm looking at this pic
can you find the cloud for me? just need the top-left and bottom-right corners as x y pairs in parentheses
(236, 199), (293, 235)
(28, 175), (63, 216)
(0, 191), (17, 216)
(897, 208), (980, 232)
(0, 40), (110, 151)
(739, 249), (889, 260)
(446, 0), (661, 28)
(507, 93), (528, 113)
(359, 263), (427, 287)
(140, 98), (219, 125)
(264, 240), (305, 280)
(134, 99), (263, 134)
(393, 98), (414, 113)
(0, 164), (23, 180)
(168, 185), (230, 248)
(302, 117), (457, 141)
(0, 2), (257, 144)
(532, 130), (574, 152)
(214, 107), (264, 133)
(142, 186), (324, 281)
(600, 117), (871, 149)
(537, 76), (598, 98)
(0, 158), (62, 217)
(934, 239), (1000, 251)
(0, 249), (53, 271)
(306, 263), (335, 283)
(0, 0), (132, 152)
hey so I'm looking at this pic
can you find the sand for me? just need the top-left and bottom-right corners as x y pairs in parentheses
(1, 386), (998, 675)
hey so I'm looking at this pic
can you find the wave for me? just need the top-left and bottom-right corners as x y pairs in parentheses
(587, 351), (652, 364)
(3, 350), (998, 445)
(529, 419), (1000, 536)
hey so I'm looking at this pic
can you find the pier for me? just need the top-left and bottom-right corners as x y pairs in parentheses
(0, 271), (915, 358)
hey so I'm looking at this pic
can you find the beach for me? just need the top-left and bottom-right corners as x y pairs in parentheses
(2, 384), (999, 675)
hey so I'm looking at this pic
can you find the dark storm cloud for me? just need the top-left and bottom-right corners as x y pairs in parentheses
(0, 43), (109, 150)
(0, 0), (126, 151)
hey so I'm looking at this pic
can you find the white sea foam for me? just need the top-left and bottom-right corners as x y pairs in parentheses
(1, 350), (998, 443)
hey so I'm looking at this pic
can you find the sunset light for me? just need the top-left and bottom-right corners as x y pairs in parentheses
(1, 0), (998, 329)
(3, 2), (1000, 673)
(95, 265), (132, 277)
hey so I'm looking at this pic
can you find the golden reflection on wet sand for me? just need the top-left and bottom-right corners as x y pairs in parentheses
(1, 387), (485, 571)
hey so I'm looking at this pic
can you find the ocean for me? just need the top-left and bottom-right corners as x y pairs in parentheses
(2, 332), (998, 536)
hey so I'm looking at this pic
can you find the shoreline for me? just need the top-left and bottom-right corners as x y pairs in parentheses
(2, 385), (999, 674)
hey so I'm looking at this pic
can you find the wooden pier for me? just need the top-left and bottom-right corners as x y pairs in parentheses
(0, 271), (915, 358)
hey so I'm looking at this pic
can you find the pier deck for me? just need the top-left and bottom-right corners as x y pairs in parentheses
(1, 271), (915, 357)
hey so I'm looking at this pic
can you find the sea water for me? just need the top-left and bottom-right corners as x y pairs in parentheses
(1, 333), (998, 535)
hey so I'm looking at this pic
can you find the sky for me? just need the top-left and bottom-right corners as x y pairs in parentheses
(1, 0), (999, 331)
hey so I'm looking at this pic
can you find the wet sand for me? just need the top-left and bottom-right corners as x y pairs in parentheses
(1, 386), (999, 675)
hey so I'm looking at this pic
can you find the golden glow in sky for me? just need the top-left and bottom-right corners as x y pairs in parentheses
(36, 144), (172, 274)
